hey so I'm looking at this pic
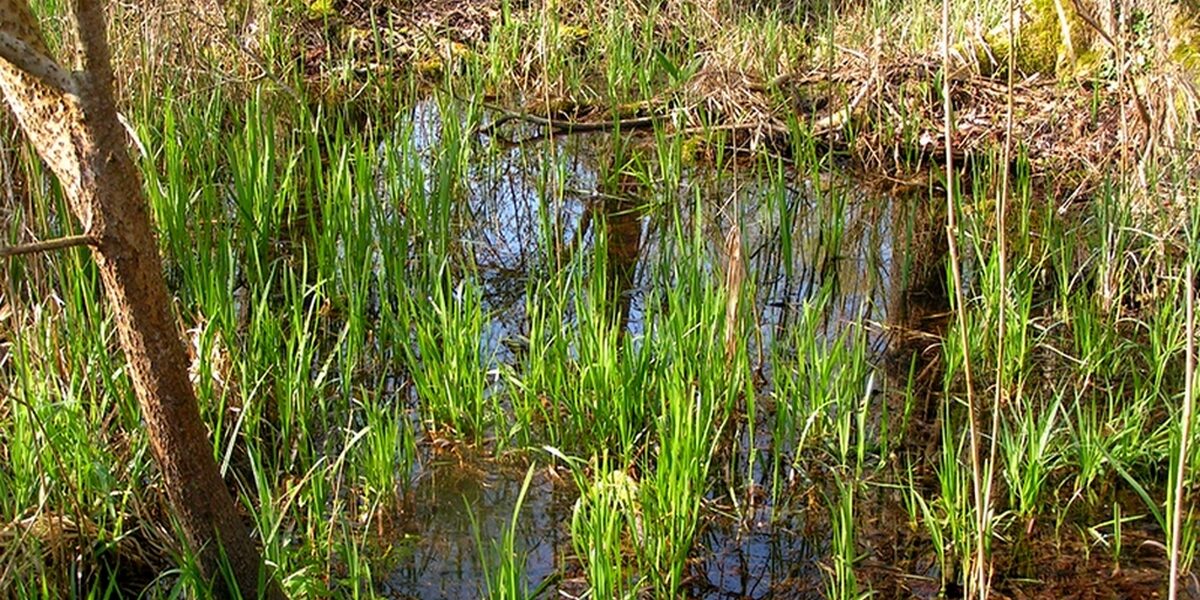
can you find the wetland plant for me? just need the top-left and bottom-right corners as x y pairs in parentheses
(2, 0), (1199, 598)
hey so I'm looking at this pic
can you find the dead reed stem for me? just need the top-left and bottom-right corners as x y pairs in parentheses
(981, 0), (1016, 595)
(1169, 260), (1195, 600)
(939, 0), (985, 597)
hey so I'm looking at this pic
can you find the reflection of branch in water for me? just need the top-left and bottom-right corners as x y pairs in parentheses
(602, 193), (644, 334)
(555, 187), (639, 268)
(557, 183), (644, 334)
(475, 102), (662, 145)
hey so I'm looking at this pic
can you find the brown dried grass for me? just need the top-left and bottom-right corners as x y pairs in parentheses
(0, 509), (175, 596)
(87, 0), (1200, 218)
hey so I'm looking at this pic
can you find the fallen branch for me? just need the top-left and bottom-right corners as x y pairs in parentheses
(811, 77), (874, 135)
(477, 102), (662, 143)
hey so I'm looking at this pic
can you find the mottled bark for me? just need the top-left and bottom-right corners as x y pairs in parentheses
(0, 1), (282, 597)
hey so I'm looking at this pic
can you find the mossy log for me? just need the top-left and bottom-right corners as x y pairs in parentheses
(972, 0), (1109, 78)
(971, 0), (1200, 80)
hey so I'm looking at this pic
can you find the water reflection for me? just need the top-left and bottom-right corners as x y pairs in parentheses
(377, 458), (568, 599)
(377, 99), (906, 599)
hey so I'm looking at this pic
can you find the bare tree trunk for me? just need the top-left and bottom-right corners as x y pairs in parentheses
(0, 1), (282, 598)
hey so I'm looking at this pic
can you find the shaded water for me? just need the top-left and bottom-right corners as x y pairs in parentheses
(376, 100), (906, 599)
(378, 458), (572, 599)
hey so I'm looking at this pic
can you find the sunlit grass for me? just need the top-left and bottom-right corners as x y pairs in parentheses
(0, 0), (1197, 597)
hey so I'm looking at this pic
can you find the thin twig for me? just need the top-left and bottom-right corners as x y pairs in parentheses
(1067, 0), (1115, 50)
(1068, 0), (1151, 129)
(0, 234), (95, 258)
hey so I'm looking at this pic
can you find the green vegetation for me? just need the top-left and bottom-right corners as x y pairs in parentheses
(1, 0), (1197, 598)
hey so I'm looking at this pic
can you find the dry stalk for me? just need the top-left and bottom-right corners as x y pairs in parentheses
(723, 221), (743, 366)
(982, 0), (1017, 594)
(1169, 260), (1195, 600)
(940, 0), (985, 597)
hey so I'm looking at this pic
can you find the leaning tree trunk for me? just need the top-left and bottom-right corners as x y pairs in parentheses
(0, 1), (282, 598)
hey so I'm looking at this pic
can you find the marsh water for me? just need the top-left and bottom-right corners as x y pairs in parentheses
(368, 100), (913, 599)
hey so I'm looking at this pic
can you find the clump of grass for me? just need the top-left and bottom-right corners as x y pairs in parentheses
(566, 452), (642, 599)
(825, 478), (864, 600)
(404, 265), (493, 442)
(5, 0), (1200, 597)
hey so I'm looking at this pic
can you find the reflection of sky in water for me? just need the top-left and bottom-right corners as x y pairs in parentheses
(380, 100), (901, 600)
(753, 183), (895, 357)
(402, 99), (594, 366)
(467, 141), (594, 366)
(396, 100), (897, 367)
(698, 506), (825, 599)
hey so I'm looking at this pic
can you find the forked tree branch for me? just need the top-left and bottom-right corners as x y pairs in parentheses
(70, 0), (115, 99)
(0, 30), (78, 96)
